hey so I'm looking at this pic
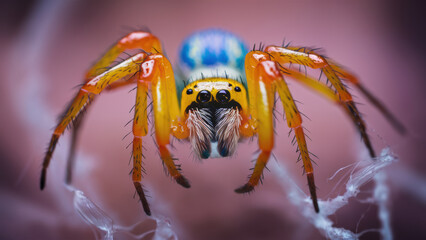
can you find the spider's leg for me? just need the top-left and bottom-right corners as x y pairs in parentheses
(140, 54), (190, 188)
(65, 109), (83, 185)
(132, 80), (150, 215)
(235, 60), (274, 194)
(281, 69), (382, 156)
(64, 31), (161, 184)
(65, 76), (138, 185)
(85, 31), (162, 79)
(285, 47), (405, 134)
(265, 46), (376, 158)
(238, 52), (320, 212)
(274, 71), (320, 213)
(281, 68), (338, 102)
(40, 53), (146, 190)
(281, 69), (375, 159)
(41, 90), (93, 190)
(331, 65), (406, 134)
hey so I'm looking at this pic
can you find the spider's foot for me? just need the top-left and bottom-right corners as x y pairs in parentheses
(133, 182), (151, 216)
(40, 169), (46, 190)
(176, 175), (191, 188)
(307, 173), (320, 213)
(234, 183), (255, 193)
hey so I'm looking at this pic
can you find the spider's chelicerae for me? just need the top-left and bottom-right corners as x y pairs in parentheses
(40, 29), (404, 216)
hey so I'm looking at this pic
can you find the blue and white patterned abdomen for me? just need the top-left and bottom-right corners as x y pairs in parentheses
(179, 29), (248, 83)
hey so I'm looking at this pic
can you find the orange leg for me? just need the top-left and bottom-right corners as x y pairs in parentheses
(41, 90), (93, 189)
(331, 65), (406, 134)
(235, 60), (275, 193)
(65, 108), (84, 185)
(284, 47), (405, 134)
(281, 68), (375, 159)
(265, 46), (376, 158)
(277, 68), (381, 159)
(238, 52), (320, 212)
(40, 53), (146, 190)
(132, 53), (191, 214)
(139, 54), (189, 188)
(65, 75), (139, 185)
(275, 75), (319, 213)
(85, 31), (162, 80)
(132, 80), (150, 215)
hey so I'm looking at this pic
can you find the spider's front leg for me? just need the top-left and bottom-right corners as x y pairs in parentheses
(139, 54), (190, 187)
(133, 54), (190, 215)
(41, 49), (189, 215)
(235, 52), (320, 213)
(40, 53), (145, 190)
(65, 31), (163, 184)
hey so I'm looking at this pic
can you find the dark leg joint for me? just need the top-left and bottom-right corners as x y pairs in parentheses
(234, 183), (255, 193)
(133, 182), (151, 216)
(176, 175), (191, 188)
(307, 173), (320, 213)
(40, 134), (60, 190)
(344, 102), (376, 159)
(363, 136), (376, 159)
(40, 169), (46, 190)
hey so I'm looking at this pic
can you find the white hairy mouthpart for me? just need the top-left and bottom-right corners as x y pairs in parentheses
(186, 108), (241, 159)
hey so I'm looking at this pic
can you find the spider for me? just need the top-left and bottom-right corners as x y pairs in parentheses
(40, 29), (404, 216)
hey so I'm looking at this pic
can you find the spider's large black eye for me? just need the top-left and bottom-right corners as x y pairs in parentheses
(197, 90), (211, 103)
(216, 90), (231, 103)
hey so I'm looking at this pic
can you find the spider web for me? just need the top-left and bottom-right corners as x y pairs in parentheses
(272, 148), (396, 240)
(69, 185), (177, 240)
(65, 146), (397, 240)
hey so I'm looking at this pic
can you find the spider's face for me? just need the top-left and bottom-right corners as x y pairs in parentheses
(181, 78), (248, 159)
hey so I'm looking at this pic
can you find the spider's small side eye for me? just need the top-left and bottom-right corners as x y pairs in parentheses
(186, 89), (193, 95)
(234, 86), (241, 92)
(228, 83), (232, 87)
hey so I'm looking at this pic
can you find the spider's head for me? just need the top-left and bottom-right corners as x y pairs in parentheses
(182, 79), (246, 113)
(181, 79), (248, 159)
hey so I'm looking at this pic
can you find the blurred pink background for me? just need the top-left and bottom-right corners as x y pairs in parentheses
(1, 0), (425, 239)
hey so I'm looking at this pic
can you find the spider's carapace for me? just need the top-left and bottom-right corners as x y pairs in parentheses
(40, 29), (405, 216)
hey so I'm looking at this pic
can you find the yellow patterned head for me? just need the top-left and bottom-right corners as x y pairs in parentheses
(181, 78), (248, 158)
(181, 78), (248, 115)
